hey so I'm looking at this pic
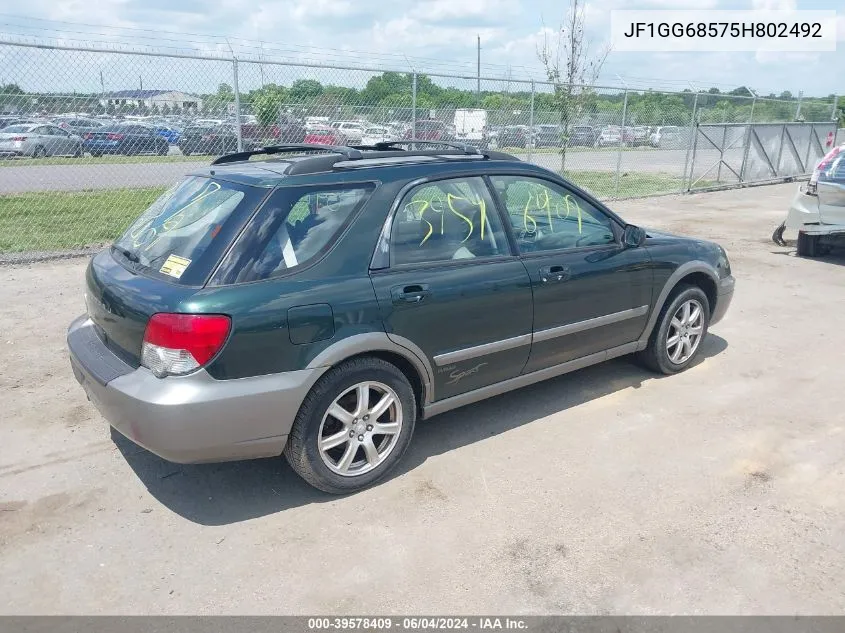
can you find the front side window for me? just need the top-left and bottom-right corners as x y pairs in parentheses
(215, 183), (374, 284)
(390, 176), (509, 266)
(490, 176), (617, 253)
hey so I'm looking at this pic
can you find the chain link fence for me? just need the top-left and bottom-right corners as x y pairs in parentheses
(0, 39), (840, 256)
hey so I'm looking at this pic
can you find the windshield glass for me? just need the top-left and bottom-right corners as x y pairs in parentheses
(2, 125), (33, 133)
(114, 176), (261, 285)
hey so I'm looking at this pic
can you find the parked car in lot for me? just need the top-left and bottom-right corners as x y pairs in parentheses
(568, 125), (598, 147)
(0, 123), (83, 158)
(498, 125), (531, 148)
(83, 124), (170, 157)
(630, 126), (651, 147)
(650, 126), (682, 148)
(67, 141), (735, 494)
(773, 143), (845, 256)
(533, 124), (561, 147)
(596, 126), (622, 147)
(242, 114), (306, 145)
(360, 125), (393, 146)
(153, 125), (182, 145)
(403, 119), (448, 142)
(54, 117), (104, 136)
(331, 121), (365, 144)
(304, 125), (347, 146)
(178, 124), (257, 156)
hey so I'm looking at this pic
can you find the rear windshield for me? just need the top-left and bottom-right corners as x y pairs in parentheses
(113, 176), (267, 286)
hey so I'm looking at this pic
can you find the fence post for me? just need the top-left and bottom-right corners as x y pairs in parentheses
(832, 95), (839, 122)
(232, 57), (243, 152)
(681, 92), (699, 192)
(749, 96), (756, 124)
(716, 122), (728, 183)
(613, 89), (628, 199)
(795, 90), (803, 121)
(411, 72), (417, 150)
(528, 80), (535, 163)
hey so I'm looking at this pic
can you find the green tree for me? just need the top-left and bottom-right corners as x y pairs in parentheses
(289, 79), (323, 103)
(252, 84), (287, 125)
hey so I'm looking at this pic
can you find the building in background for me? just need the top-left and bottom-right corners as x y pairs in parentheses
(99, 90), (202, 111)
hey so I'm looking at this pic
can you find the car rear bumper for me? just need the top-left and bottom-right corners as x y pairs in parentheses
(710, 275), (735, 326)
(67, 315), (326, 464)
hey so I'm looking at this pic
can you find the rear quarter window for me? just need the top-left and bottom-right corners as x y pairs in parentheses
(211, 183), (375, 285)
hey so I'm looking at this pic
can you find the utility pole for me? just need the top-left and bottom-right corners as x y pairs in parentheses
(139, 75), (143, 91)
(476, 35), (481, 103)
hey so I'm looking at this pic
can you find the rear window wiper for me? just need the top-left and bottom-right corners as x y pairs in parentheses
(114, 246), (140, 264)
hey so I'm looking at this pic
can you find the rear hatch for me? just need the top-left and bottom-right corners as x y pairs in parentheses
(86, 175), (269, 364)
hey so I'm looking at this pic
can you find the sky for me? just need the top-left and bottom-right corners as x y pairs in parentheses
(0, 0), (843, 96)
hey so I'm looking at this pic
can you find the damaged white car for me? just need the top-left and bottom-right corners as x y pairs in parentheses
(773, 144), (845, 257)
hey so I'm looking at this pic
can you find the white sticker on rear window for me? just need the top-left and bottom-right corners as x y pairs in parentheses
(159, 254), (191, 279)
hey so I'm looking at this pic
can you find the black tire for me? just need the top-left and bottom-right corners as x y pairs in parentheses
(157, 142), (169, 156)
(91, 151), (103, 158)
(284, 357), (417, 494)
(637, 284), (710, 375)
(73, 144), (83, 158)
(32, 146), (47, 159)
(796, 231), (818, 257)
(181, 148), (191, 156)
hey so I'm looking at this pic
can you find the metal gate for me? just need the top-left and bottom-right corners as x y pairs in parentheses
(685, 122), (837, 191)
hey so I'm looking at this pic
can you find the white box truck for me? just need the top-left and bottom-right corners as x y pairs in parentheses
(453, 109), (488, 146)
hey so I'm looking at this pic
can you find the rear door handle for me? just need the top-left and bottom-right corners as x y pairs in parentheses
(391, 284), (431, 304)
(539, 265), (571, 283)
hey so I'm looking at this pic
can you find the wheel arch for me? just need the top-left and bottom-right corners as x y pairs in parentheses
(305, 332), (434, 415)
(637, 261), (720, 349)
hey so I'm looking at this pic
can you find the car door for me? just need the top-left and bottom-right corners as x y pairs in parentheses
(31, 126), (55, 155)
(369, 175), (533, 401)
(50, 126), (75, 154)
(489, 174), (654, 374)
(816, 147), (845, 227)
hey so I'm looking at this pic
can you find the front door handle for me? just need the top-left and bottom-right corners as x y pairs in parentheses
(539, 265), (571, 283)
(391, 284), (431, 304)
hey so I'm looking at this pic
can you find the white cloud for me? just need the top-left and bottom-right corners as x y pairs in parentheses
(750, 0), (797, 9)
(409, 0), (516, 21)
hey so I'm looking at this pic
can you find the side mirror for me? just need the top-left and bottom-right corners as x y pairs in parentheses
(623, 224), (646, 248)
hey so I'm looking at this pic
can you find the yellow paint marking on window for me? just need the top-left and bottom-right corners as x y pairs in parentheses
(563, 195), (583, 234)
(522, 191), (537, 234)
(414, 200), (434, 246)
(446, 193), (475, 243)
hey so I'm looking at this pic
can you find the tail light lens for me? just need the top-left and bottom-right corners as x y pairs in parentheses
(10, 136), (27, 141)
(107, 133), (124, 140)
(83, 133), (93, 140)
(141, 313), (231, 378)
(807, 146), (842, 195)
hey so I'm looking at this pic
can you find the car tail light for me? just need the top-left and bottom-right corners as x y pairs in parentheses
(107, 133), (124, 140)
(83, 133), (93, 140)
(202, 134), (217, 141)
(141, 313), (231, 378)
(10, 136), (27, 141)
(807, 145), (842, 195)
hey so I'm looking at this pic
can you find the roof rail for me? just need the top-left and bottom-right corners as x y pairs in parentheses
(351, 140), (483, 155)
(211, 144), (363, 165)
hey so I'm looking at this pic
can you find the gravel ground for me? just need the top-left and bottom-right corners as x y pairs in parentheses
(1, 183), (844, 614)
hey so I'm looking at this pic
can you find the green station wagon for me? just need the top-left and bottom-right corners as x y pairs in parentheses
(68, 141), (734, 493)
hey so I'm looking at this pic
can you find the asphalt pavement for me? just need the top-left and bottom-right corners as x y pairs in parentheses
(0, 147), (741, 193)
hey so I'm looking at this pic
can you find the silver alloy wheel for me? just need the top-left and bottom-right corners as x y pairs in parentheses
(317, 381), (403, 477)
(666, 299), (704, 364)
